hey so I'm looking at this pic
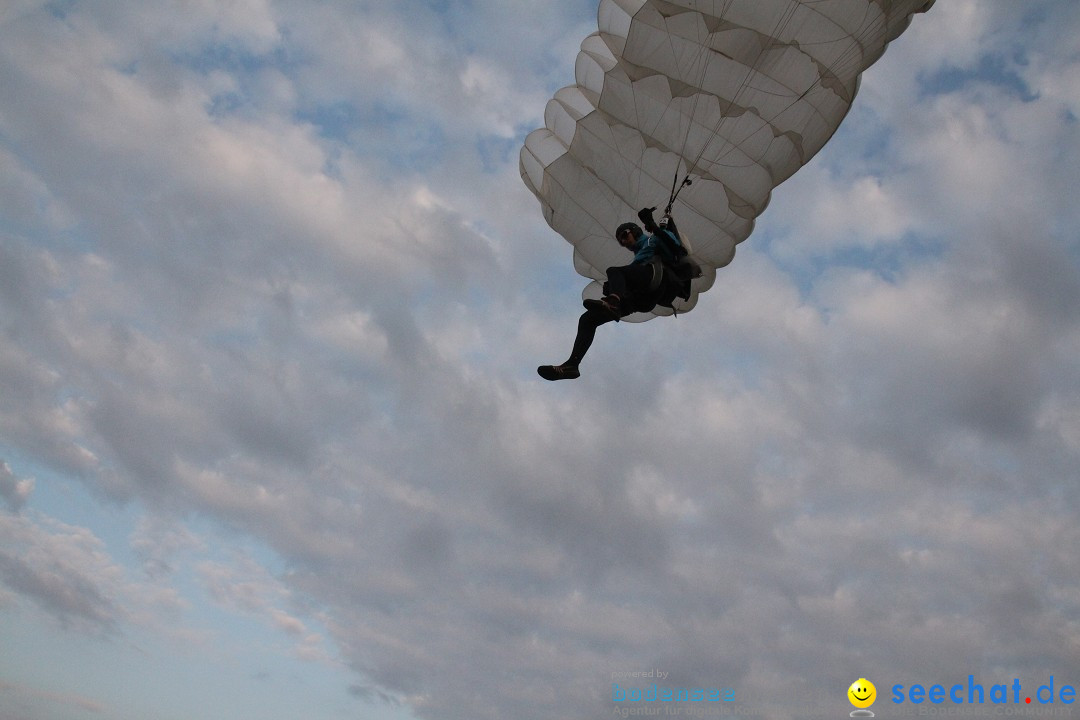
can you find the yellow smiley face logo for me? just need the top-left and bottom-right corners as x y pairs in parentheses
(848, 678), (877, 709)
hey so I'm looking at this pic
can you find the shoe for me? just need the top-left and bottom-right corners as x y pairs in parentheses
(537, 364), (581, 381)
(582, 295), (622, 320)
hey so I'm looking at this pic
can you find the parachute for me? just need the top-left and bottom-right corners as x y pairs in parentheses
(520, 0), (934, 319)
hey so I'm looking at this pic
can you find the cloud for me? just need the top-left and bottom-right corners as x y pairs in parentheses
(0, 461), (34, 513)
(129, 514), (207, 579)
(1, 2), (1079, 720)
(0, 512), (126, 633)
(0, 679), (107, 717)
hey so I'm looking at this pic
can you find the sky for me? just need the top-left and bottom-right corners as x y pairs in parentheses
(1, 1), (1079, 719)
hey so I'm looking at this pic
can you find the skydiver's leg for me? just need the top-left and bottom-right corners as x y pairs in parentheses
(566, 308), (615, 367)
(537, 308), (614, 381)
(604, 263), (653, 312)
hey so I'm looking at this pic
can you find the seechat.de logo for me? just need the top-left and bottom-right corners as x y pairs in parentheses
(848, 678), (877, 717)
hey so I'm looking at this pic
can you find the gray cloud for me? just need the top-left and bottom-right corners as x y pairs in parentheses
(0, 461), (34, 513)
(0, 513), (124, 634)
(1, 1), (1079, 719)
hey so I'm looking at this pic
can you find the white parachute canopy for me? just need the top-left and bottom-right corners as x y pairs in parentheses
(521, 0), (934, 319)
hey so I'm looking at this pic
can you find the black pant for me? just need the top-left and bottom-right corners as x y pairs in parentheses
(566, 307), (616, 366)
(605, 262), (654, 303)
(565, 263), (656, 367)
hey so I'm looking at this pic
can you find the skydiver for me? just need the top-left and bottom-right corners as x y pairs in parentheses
(537, 208), (696, 381)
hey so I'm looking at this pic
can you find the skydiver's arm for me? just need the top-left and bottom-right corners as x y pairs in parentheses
(659, 213), (679, 242)
(637, 207), (659, 233)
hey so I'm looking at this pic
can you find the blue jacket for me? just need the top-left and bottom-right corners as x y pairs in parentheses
(631, 228), (682, 265)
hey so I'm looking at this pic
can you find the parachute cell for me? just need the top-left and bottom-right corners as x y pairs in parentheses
(521, 0), (934, 319)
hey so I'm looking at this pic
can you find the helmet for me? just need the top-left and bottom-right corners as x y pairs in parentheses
(614, 222), (641, 240)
